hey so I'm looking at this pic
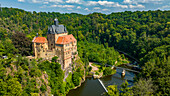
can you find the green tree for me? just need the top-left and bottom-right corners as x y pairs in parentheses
(133, 78), (156, 96)
(120, 81), (133, 96)
(107, 85), (119, 96)
(72, 72), (81, 86)
(11, 32), (32, 56)
(7, 78), (22, 96)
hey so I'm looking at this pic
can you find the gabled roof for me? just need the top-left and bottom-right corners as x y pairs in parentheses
(47, 19), (68, 34)
(32, 37), (48, 43)
(56, 34), (76, 44)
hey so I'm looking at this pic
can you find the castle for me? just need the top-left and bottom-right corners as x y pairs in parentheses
(32, 18), (78, 70)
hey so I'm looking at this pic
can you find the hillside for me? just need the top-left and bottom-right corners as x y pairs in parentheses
(0, 7), (170, 95)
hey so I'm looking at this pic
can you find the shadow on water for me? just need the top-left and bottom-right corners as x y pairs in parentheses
(67, 68), (135, 96)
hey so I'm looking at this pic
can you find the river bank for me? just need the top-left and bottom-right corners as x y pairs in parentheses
(67, 67), (136, 96)
(66, 61), (138, 95)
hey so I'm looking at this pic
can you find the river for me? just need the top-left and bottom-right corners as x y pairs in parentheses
(67, 67), (136, 96)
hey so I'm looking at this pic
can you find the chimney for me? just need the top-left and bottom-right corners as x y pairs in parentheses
(54, 18), (59, 26)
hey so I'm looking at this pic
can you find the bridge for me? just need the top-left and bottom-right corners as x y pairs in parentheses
(114, 66), (140, 73)
(105, 64), (140, 73)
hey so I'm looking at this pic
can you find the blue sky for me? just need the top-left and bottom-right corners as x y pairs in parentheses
(1, 0), (170, 14)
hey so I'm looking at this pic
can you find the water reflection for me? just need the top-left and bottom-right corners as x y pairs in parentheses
(67, 68), (135, 96)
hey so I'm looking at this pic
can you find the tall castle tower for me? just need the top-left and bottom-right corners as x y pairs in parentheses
(47, 18), (68, 50)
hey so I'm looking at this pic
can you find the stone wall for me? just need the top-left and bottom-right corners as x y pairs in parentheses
(47, 34), (55, 50)
(33, 42), (48, 58)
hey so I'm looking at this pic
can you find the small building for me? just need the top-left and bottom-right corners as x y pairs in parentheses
(2, 56), (8, 59)
(32, 37), (48, 58)
(32, 18), (78, 70)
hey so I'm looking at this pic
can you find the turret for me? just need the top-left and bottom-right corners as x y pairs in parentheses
(54, 18), (59, 26)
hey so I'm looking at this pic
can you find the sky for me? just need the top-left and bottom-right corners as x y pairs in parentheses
(1, 0), (170, 14)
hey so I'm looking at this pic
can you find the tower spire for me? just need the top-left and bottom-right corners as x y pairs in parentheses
(54, 18), (59, 26)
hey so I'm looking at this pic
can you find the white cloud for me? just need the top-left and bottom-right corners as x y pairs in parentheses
(93, 7), (101, 10)
(123, 0), (132, 3)
(43, 2), (49, 4)
(47, 0), (63, 3)
(84, 8), (90, 11)
(67, 8), (73, 10)
(160, 5), (170, 9)
(123, 0), (165, 4)
(32, 0), (63, 4)
(87, 1), (128, 8)
(40, 5), (47, 8)
(87, 1), (115, 6)
(50, 4), (75, 8)
(102, 9), (110, 11)
(129, 4), (145, 8)
(77, 6), (81, 9)
(62, 5), (74, 8)
(50, 5), (57, 7)
(32, 0), (41, 3)
(66, 0), (82, 4)
(18, 0), (25, 2)
(114, 3), (128, 8)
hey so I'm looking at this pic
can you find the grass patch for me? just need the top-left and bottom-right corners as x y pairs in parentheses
(91, 63), (101, 68)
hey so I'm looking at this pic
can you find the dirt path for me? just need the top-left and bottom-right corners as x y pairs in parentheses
(89, 62), (99, 71)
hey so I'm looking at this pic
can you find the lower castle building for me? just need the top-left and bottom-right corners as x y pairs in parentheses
(32, 18), (78, 70)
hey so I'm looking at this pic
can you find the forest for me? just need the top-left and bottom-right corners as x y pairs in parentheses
(0, 7), (169, 95)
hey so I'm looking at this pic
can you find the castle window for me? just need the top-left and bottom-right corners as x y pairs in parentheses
(36, 43), (40, 45)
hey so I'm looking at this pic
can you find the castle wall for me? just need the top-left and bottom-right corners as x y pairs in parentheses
(47, 34), (55, 50)
(72, 41), (77, 54)
(33, 42), (48, 58)
(63, 43), (72, 69)
(46, 49), (56, 60)
(64, 58), (72, 69)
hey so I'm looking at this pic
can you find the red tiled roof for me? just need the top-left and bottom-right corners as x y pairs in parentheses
(56, 34), (76, 44)
(32, 37), (48, 43)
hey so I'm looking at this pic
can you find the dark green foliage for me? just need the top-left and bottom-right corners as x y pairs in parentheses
(52, 56), (58, 63)
(88, 66), (92, 72)
(29, 68), (42, 77)
(103, 67), (115, 76)
(0, 78), (22, 96)
(0, 7), (169, 95)
(38, 59), (64, 95)
(107, 85), (119, 96)
(72, 72), (81, 86)
(40, 84), (47, 93)
(133, 78), (156, 96)
(0, 39), (18, 56)
(120, 81), (133, 96)
(78, 41), (120, 65)
(65, 73), (75, 93)
(11, 32), (32, 56)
